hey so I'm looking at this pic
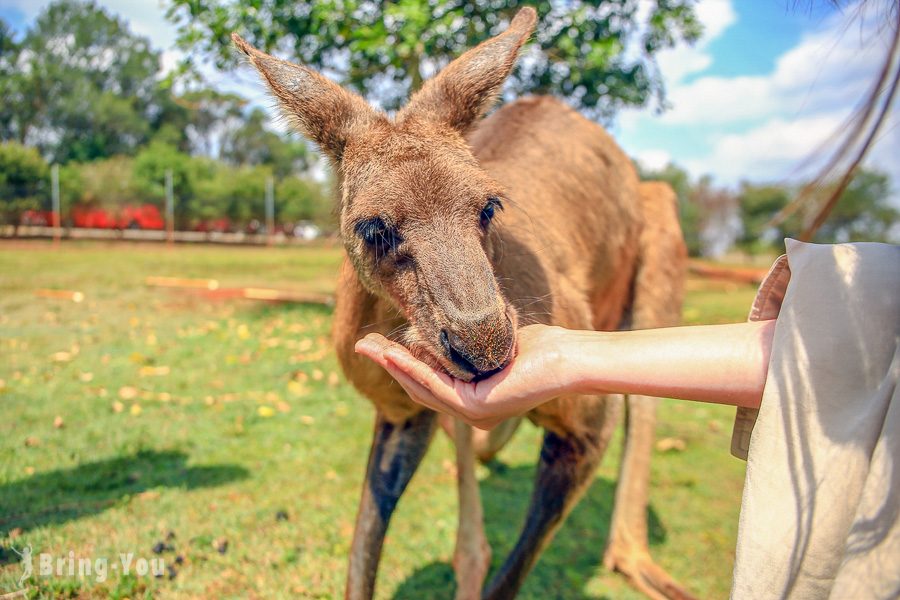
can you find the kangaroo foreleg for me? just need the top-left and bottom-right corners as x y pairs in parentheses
(346, 410), (437, 600)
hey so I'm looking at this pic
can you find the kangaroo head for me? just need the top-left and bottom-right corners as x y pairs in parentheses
(233, 8), (536, 380)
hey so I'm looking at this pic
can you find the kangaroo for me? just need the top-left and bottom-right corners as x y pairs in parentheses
(233, 7), (690, 600)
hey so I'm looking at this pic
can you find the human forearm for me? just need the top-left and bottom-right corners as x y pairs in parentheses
(559, 321), (775, 408)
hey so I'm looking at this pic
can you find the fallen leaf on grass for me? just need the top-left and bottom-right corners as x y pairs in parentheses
(656, 437), (686, 452)
(130, 403), (142, 416)
(277, 401), (291, 413)
(78, 371), (94, 382)
(51, 351), (72, 363)
(24, 436), (40, 447)
(288, 380), (309, 397)
(139, 365), (170, 377)
(258, 406), (275, 417)
(119, 386), (138, 399)
(334, 403), (349, 417)
(112, 401), (124, 413)
(300, 415), (315, 425)
(328, 372), (340, 386)
(53, 416), (64, 429)
(312, 369), (324, 381)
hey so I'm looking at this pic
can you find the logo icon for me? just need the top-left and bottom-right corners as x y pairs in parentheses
(10, 545), (33, 587)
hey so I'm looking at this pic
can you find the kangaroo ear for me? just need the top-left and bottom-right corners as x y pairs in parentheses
(232, 33), (380, 162)
(400, 7), (537, 133)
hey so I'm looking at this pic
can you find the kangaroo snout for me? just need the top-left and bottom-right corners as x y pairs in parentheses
(439, 313), (514, 380)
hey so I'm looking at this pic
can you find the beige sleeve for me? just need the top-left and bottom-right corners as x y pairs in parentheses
(730, 239), (900, 600)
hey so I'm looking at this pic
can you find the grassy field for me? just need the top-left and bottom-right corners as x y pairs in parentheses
(0, 240), (760, 599)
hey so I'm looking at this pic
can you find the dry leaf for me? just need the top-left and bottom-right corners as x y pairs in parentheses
(656, 437), (686, 452)
(53, 416), (64, 429)
(258, 406), (275, 417)
(112, 401), (124, 413)
(288, 380), (309, 397)
(300, 415), (315, 425)
(78, 372), (94, 382)
(327, 372), (340, 386)
(139, 365), (170, 377)
(119, 386), (138, 400)
(51, 351), (72, 363)
(130, 403), (142, 416)
(312, 369), (324, 381)
(24, 436), (40, 447)
(277, 401), (291, 413)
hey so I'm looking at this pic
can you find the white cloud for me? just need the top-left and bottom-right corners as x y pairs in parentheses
(618, 0), (900, 192)
(656, 0), (737, 84)
(635, 149), (672, 172)
(661, 9), (888, 126)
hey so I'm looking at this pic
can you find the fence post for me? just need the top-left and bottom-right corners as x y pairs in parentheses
(265, 176), (275, 246)
(165, 169), (174, 246)
(51, 164), (60, 247)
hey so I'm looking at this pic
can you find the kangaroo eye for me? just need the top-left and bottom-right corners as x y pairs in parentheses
(480, 197), (503, 229)
(355, 217), (402, 254)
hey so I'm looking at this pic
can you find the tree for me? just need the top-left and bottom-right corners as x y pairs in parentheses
(67, 156), (140, 209)
(737, 182), (798, 252)
(0, 142), (49, 234)
(165, 0), (701, 119)
(175, 89), (247, 157)
(220, 108), (310, 178)
(133, 141), (216, 226)
(1, 0), (170, 162)
(690, 176), (741, 257)
(809, 169), (898, 243)
(276, 175), (333, 228)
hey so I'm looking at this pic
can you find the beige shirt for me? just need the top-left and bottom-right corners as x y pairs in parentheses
(730, 240), (900, 600)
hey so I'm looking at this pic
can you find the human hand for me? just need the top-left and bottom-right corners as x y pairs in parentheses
(354, 324), (574, 429)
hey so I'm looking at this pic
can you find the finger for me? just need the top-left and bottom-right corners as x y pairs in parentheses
(382, 358), (466, 417)
(354, 333), (404, 356)
(383, 346), (457, 392)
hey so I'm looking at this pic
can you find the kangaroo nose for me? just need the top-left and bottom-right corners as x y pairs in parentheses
(440, 322), (513, 380)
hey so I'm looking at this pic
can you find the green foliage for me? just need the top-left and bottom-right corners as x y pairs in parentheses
(736, 182), (797, 252)
(67, 156), (140, 209)
(177, 89), (247, 157)
(1, 0), (171, 163)
(165, 0), (701, 119)
(737, 168), (898, 252)
(276, 175), (334, 227)
(813, 169), (898, 243)
(221, 109), (310, 179)
(0, 141), (49, 227)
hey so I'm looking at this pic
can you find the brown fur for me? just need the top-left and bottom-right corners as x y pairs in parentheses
(234, 7), (691, 599)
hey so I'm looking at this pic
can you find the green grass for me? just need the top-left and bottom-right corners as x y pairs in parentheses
(0, 241), (759, 599)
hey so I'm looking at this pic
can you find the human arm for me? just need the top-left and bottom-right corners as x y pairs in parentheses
(355, 320), (775, 430)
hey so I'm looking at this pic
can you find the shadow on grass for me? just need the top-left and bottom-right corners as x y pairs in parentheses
(0, 450), (248, 541)
(394, 461), (666, 600)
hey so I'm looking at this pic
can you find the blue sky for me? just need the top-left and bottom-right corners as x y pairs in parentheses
(2, 0), (897, 191)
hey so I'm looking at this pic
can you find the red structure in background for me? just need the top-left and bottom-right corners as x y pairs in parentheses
(70, 205), (165, 230)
